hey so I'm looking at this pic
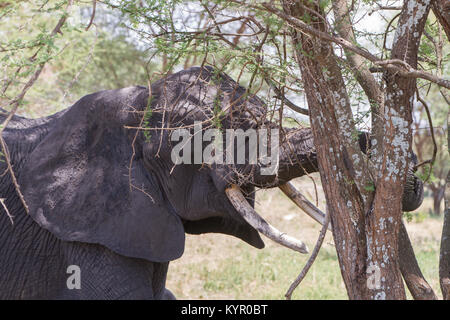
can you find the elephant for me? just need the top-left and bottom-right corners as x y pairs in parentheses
(0, 66), (424, 299)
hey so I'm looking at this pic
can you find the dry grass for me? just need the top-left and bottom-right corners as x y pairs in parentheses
(167, 174), (444, 299)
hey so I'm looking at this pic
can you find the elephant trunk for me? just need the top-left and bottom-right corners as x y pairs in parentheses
(230, 127), (424, 252)
(273, 129), (424, 212)
(276, 128), (318, 184)
(248, 128), (318, 186)
(402, 167), (424, 212)
(234, 127), (317, 188)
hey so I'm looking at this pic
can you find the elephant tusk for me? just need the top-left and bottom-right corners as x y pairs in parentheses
(225, 184), (309, 254)
(279, 182), (332, 232)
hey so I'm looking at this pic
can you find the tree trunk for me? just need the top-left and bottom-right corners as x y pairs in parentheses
(440, 172), (450, 299)
(369, 0), (431, 299)
(282, 0), (392, 299)
(399, 222), (438, 300)
(440, 111), (450, 299)
(431, 186), (445, 215)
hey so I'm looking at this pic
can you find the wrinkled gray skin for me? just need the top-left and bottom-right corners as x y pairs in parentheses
(0, 66), (423, 299)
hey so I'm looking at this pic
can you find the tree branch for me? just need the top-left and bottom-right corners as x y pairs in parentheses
(332, 0), (385, 174)
(432, 0), (450, 41)
(265, 78), (309, 116)
(261, 2), (450, 89)
(285, 206), (330, 300)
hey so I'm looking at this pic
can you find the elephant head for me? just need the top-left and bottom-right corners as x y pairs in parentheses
(18, 66), (424, 263)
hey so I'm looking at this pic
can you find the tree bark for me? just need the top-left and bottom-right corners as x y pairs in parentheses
(398, 222), (438, 299)
(440, 111), (450, 299)
(332, 0), (437, 300)
(370, 0), (431, 299)
(431, 186), (445, 215)
(432, 0), (450, 41)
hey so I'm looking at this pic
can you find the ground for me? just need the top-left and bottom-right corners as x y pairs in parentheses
(167, 174), (444, 299)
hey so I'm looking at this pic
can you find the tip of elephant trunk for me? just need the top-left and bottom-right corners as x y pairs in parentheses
(402, 172), (424, 212)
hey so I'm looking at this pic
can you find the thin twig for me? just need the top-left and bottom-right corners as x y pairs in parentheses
(368, 5), (403, 16)
(266, 78), (309, 116)
(85, 0), (96, 31)
(285, 208), (330, 299)
(0, 136), (29, 214)
(0, 198), (14, 225)
(381, 12), (401, 59)
(414, 88), (437, 182)
(259, 2), (450, 89)
(63, 26), (98, 101)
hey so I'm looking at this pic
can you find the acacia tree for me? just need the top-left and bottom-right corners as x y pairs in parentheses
(277, 0), (435, 300)
(1, 0), (449, 300)
(119, 0), (447, 300)
(275, 0), (449, 300)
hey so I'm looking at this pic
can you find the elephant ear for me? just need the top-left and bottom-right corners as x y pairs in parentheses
(19, 87), (185, 262)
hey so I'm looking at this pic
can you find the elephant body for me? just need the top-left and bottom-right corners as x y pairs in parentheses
(0, 108), (171, 299)
(0, 66), (424, 299)
(0, 68), (264, 299)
